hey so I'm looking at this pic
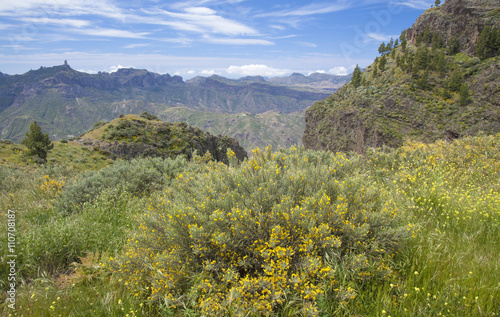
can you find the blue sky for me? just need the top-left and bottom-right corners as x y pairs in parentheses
(0, 0), (432, 79)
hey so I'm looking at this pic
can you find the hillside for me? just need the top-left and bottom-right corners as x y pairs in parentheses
(1, 134), (499, 316)
(78, 113), (247, 163)
(160, 107), (306, 150)
(0, 64), (342, 146)
(303, 0), (500, 153)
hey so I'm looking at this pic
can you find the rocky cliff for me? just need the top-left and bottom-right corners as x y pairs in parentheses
(303, 0), (500, 154)
(406, 0), (499, 56)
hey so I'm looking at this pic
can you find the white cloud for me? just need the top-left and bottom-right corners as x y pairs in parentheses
(308, 70), (326, 75)
(297, 41), (317, 48)
(204, 37), (274, 45)
(0, 0), (125, 20)
(143, 7), (259, 36)
(328, 66), (349, 75)
(123, 43), (149, 49)
(366, 33), (397, 42)
(20, 17), (90, 28)
(201, 69), (215, 75)
(226, 64), (291, 77)
(397, 0), (432, 9)
(72, 28), (149, 39)
(109, 64), (133, 73)
(184, 7), (216, 15)
(257, 1), (351, 17)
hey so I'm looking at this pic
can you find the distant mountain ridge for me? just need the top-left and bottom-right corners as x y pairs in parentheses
(0, 63), (348, 144)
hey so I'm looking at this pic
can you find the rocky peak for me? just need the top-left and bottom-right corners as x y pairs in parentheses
(406, 0), (499, 56)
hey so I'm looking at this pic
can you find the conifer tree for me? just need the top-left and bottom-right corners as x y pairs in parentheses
(448, 36), (460, 55)
(379, 55), (387, 72)
(459, 83), (471, 106)
(435, 0), (441, 6)
(21, 121), (53, 162)
(351, 65), (362, 88)
(476, 25), (491, 59)
(423, 25), (431, 44)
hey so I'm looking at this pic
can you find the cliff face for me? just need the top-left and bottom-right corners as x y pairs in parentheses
(406, 0), (500, 56)
(303, 0), (500, 154)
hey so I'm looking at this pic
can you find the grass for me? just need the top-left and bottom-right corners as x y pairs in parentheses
(0, 135), (499, 316)
(0, 140), (111, 171)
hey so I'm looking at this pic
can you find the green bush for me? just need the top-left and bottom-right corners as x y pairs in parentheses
(111, 147), (408, 316)
(56, 156), (187, 213)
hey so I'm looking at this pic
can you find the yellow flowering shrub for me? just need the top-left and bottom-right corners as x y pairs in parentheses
(111, 147), (408, 315)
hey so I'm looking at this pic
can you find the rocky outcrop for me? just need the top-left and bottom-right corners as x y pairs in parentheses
(406, 0), (500, 56)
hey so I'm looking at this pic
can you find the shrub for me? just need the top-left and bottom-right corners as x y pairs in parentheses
(111, 147), (408, 316)
(140, 111), (160, 121)
(56, 156), (187, 213)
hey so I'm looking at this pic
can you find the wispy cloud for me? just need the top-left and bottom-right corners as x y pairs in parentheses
(257, 1), (351, 17)
(142, 7), (259, 36)
(397, 0), (432, 9)
(72, 28), (150, 39)
(203, 37), (274, 46)
(297, 41), (317, 48)
(123, 43), (149, 49)
(20, 17), (90, 28)
(0, 0), (125, 20)
(366, 33), (398, 42)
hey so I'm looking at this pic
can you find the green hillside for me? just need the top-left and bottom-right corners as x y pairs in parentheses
(304, 0), (500, 153)
(1, 134), (499, 316)
(160, 107), (306, 150)
(78, 113), (247, 163)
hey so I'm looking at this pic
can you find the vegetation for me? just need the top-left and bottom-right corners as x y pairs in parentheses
(21, 121), (53, 163)
(304, 27), (500, 153)
(1, 133), (499, 316)
(81, 114), (247, 164)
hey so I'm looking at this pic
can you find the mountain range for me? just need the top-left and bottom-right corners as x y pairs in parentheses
(0, 63), (349, 150)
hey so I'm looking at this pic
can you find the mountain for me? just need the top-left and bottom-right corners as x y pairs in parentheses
(0, 64), (336, 145)
(303, 0), (500, 154)
(79, 113), (247, 163)
(159, 107), (306, 151)
(267, 72), (350, 92)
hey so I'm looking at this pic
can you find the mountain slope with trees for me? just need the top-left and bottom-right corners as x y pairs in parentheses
(303, 0), (499, 153)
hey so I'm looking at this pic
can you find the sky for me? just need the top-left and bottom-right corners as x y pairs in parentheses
(0, 0), (433, 79)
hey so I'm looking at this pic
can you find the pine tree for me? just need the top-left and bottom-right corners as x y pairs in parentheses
(21, 121), (53, 162)
(379, 42), (387, 55)
(351, 65), (362, 88)
(415, 45), (430, 70)
(459, 83), (471, 106)
(448, 36), (460, 55)
(379, 55), (387, 72)
(423, 25), (431, 44)
(435, 0), (441, 6)
(447, 69), (463, 91)
(476, 25), (491, 59)
(416, 69), (430, 90)
(431, 31), (443, 50)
